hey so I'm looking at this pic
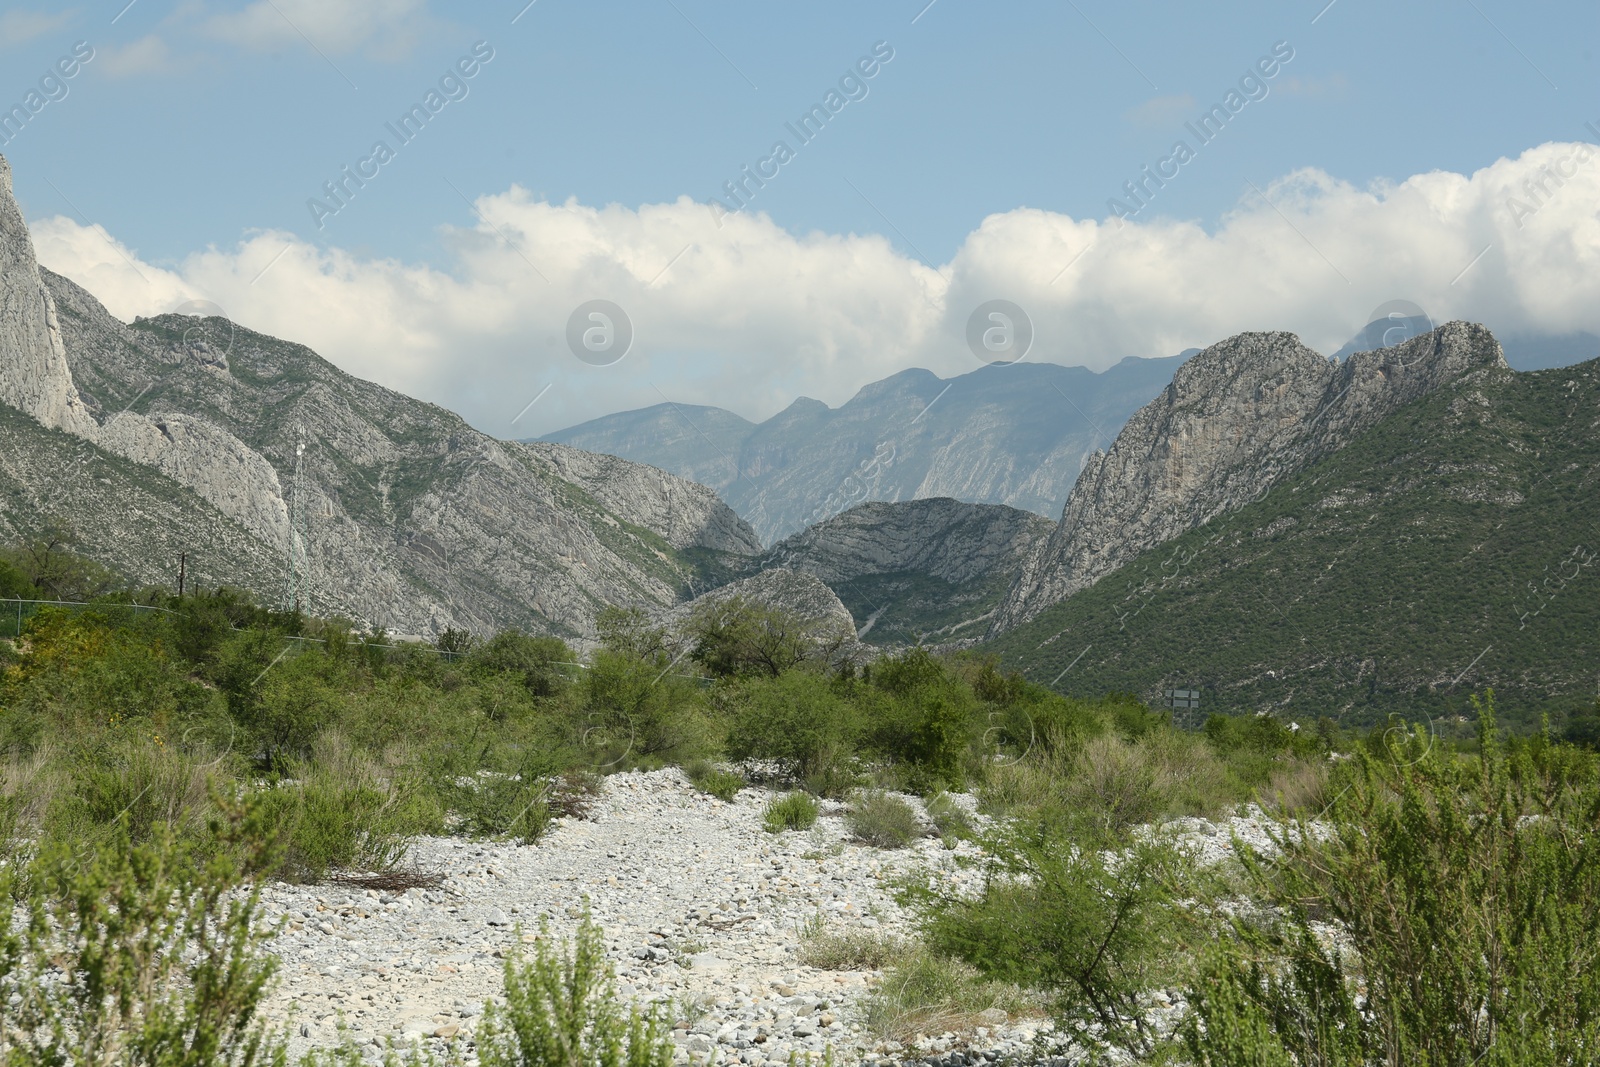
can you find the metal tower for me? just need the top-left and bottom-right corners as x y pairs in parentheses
(282, 429), (310, 614)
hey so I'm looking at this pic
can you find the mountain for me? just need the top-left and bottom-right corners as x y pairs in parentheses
(763, 498), (1054, 645)
(994, 323), (1507, 632)
(984, 352), (1600, 729)
(542, 355), (1191, 544)
(2, 151), (759, 639)
(1332, 313), (1598, 372)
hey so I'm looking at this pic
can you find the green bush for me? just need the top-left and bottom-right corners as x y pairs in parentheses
(762, 791), (819, 833)
(726, 671), (855, 785)
(1184, 696), (1600, 1065)
(0, 803), (287, 1066)
(915, 820), (1200, 1061)
(847, 790), (921, 849)
(923, 792), (972, 845)
(478, 911), (675, 1067)
(685, 759), (744, 801)
(452, 771), (554, 844)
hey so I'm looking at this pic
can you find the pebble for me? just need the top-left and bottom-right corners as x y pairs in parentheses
(255, 768), (1240, 1064)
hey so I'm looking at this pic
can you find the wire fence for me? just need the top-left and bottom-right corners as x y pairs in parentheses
(0, 599), (708, 681)
(0, 598), (176, 640)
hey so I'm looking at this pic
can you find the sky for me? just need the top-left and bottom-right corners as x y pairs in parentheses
(2, 0), (1597, 436)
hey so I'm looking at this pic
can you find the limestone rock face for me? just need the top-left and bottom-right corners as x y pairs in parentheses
(0, 154), (96, 435)
(664, 567), (857, 638)
(96, 411), (291, 549)
(766, 498), (1054, 586)
(35, 263), (758, 639)
(525, 441), (761, 555)
(993, 323), (1508, 632)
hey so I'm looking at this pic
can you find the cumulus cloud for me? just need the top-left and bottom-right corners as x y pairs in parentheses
(30, 143), (1600, 437)
(203, 0), (429, 59)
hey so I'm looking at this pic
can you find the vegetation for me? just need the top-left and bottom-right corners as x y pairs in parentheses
(3, 534), (1597, 1062)
(762, 792), (820, 834)
(479, 911), (675, 1067)
(846, 791), (921, 849)
(989, 360), (1600, 731)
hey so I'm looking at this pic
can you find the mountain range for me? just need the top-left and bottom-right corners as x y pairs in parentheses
(1, 152), (757, 641)
(540, 356), (1190, 544)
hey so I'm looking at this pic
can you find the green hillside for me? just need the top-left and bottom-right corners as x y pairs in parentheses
(986, 358), (1600, 732)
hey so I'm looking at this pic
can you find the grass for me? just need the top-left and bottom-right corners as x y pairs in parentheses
(923, 791), (973, 846)
(847, 790), (921, 848)
(798, 916), (908, 971)
(863, 945), (1036, 1042)
(685, 758), (744, 801)
(763, 791), (819, 833)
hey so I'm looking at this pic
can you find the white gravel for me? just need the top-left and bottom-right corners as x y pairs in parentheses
(257, 770), (1276, 1065)
(257, 769), (1014, 1064)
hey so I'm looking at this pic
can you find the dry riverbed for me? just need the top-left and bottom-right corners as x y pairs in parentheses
(259, 769), (1279, 1065)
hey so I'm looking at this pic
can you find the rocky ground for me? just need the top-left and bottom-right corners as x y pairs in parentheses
(257, 770), (1280, 1065)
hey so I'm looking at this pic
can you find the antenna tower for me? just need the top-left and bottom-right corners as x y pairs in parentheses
(282, 428), (310, 613)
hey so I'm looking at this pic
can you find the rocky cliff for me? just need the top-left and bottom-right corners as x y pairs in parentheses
(762, 498), (1054, 646)
(0, 155), (97, 435)
(994, 323), (1508, 632)
(2, 151), (760, 638)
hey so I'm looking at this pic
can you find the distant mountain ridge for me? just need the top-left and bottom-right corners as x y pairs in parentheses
(541, 355), (1192, 544)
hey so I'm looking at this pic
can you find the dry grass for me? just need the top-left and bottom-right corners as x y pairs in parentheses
(798, 917), (909, 971)
(863, 945), (1038, 1042)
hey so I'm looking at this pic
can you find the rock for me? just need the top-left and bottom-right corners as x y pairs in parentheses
(995, 323), (1508, 631)
(486, 908), (511, 927)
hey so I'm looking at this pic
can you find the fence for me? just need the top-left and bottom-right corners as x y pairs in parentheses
(1, 598), (176, 640)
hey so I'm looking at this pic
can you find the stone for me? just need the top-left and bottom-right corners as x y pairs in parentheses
(995, 323), (1508, 632)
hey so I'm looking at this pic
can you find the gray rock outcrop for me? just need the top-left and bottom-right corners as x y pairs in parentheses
(665, 568), (857, 639)
(994, 322), (1508, 632)
(0, 154), (97, 435)
(766, 498), (1054, 587)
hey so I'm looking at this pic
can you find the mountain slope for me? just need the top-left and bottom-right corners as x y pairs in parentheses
(763, 498), (1054, 645)
(995, 323), (1508, 632)
(985, 356), (1600, 728)
(0, 403), (281, 596)
(42, 267), (759, 638)
(544, 355), (1189, 543)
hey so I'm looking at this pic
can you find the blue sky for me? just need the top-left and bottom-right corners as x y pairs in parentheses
(3, 0), (1597, 434)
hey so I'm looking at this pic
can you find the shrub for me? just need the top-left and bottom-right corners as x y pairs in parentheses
(848, 791), (921, 849)
(726, 671), (855, 785)
(0, 803), (287, 1066)
(923, 792), (972, 845)
(762, 791), (819, 833)
(1184, 695), (1600, 1065)
(916, 821), (1200, 1061)
(260, 732), (438, 882)
(478, 911), (675, 1067)
(798, 920), (908, 971)
(685, 759), (744, 802)
(452, 771), (553, 845)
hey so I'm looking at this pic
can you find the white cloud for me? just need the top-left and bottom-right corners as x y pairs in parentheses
(98, 35), (177, 77)
(204, 0), (429, 59)
(0, 9), (73, 49)
(30, 142), (1600, 437)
